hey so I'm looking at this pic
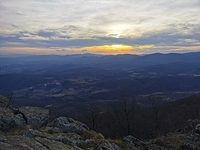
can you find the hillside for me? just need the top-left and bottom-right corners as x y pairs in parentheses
(1, 52), (200, 117)
(0, 95), (200, 149)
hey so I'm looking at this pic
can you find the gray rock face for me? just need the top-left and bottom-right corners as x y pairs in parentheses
(123, 135), (148, 147)
(0, 95), (10, 108)
(195, 124), (200, 134)
(1, 103), (200, 150)
(13, 114), (26, 127)
(0, 107), (26, 130)
(0, 134), (48, 150)
(185, 119), (200, 132)
(48, 117), (89, 133)
(123, 135), (165, 150)
(0, 107), (15, 130)
(0, 106), (49, 131)
(19, 106), (49, 128)
(35, 137), (75, 150)
(180, 143), (200, 150)
(97, 140), (120, 150)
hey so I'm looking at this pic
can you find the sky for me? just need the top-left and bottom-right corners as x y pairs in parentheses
(0, 0), (200, 55)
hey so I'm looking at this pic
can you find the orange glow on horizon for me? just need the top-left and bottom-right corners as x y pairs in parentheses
(81, 44), (134, 54)
(1, 45), (200, 55)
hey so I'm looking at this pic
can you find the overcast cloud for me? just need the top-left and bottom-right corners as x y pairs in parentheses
(0, 0), (200, 54)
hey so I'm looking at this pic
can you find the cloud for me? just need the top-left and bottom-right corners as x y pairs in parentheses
(0, 0), (200, 54)
(56, 49), (66, 52)
(37, 31), (56, 38)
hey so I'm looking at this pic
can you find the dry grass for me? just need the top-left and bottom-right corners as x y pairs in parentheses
(81, 130), (104, 140)
(154, 134), (188, 149)
(107, 138), (122, 145)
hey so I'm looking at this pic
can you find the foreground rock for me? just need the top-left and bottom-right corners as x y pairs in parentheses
(19, 106), (49, 128)
(0, 106), (49, 131)
(0, 104), (200, 149)
(48, 117), (89, 134)
(0, 107), (26, 130)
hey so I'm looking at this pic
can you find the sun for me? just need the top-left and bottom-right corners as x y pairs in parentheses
(110, 44), (123, 49)
(81, 44), (133, 54)
(109, 44), (133, 51)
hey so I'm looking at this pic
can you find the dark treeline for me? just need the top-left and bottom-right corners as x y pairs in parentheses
(77, 94), (200, 140)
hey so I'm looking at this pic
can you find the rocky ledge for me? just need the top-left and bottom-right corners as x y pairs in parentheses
(0, 97), (200, 149)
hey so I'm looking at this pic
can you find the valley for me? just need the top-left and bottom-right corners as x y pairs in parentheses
(0, 53), (200, 117)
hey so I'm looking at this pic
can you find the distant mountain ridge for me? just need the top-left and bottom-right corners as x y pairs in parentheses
(1, 52), (200, 70)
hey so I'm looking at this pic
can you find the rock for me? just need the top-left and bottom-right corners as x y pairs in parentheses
(35, 137), (76, 150)
(96, 140), (120, 150)
(0, 107), (26, 131)
(0, 107), (15, 130)
(42, 126), (63, 133)
(13, 114), (26, 126)
(5, 135), (48, 150)
(123, 135), (138, 145)
(180, 143), (200, 150)
(185, 119), (200, 132)
(66, 132), (83, 141)
(78, 139), (96, 149)
(24, 129), (55, 139)
(0, 107), (27, 131)
(2, 103), (200, 150)
(123, 135), (147, 147)
(123, 135), (165, 150)
(195, 124), (200, 134)
(0, 95), (10, 108)
(24, 129), (84, 149)
(19, 106), (49, 128)
(48, 117), (89, 134)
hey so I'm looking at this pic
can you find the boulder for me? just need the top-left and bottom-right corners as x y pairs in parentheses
(13, 114), (26, 127)
(180, 143), (200, 150)
(0, 95), (10, 108)
(35, 137), (76, 150)
(3, 135), (48, 150)
(195, 124), (200, 134)
(48, 117), (89, 134)
(96, 140), (120, 150)
(0, 107), (26, 130)
(185, 119), (200, 132)
(0, 107), (15, 130)
(24, 129), (83, 149)
(19, 106), (49, 128)
(123, 135), (147, 147)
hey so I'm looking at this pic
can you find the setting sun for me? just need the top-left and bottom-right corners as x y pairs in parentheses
(81, 44), (134, 54)
(110, 44), (124, 49)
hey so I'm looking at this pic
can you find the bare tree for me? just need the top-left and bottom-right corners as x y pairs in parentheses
(149, 94), (161, 137)
(110, 92), (135, 136)
(85, 104), (103, 131)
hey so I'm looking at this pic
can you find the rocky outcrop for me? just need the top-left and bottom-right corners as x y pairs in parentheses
(0, 107), (26, 130)
(123, 135), (165, 150)
(0, 95), (10, 108)
(0, 105), (119, 149)
(151, 119), (200, 150)
(97, 140), (120, 150)
(48, 117), (89, 134)
(0, 106), (49, 131)
(1, 104), (200, 149)
(19, 106), (49, 128)
(195, 123), (200, 134)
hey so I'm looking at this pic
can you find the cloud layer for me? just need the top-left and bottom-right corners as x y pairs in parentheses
(0, 0), (200, 54)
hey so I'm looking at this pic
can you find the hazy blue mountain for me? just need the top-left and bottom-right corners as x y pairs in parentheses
(1, 52), (200, 72)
